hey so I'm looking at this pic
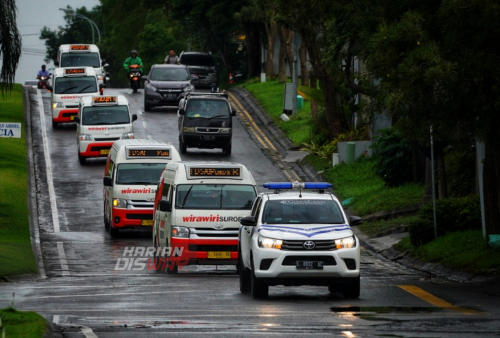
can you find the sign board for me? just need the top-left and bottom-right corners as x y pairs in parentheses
(189, 167), (240, 178)
(0, 122), (22, 138)
(126, 148), (171, 159)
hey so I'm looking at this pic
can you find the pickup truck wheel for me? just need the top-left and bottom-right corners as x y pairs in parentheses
(179, 138), (187, 154)
(250, 259), (268, 299)
(223, 143), (231, 156)
(341, 275), (360, 299)
(239, 255), (251, 294)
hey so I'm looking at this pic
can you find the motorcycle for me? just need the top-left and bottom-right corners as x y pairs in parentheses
(37, 74), (52, 91)
(128, 65), (142, 93)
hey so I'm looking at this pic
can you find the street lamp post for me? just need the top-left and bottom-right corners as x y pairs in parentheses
(59, 8), (101, 44)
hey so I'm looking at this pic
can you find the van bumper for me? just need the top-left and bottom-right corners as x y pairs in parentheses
(111, 207), (154, 229)
(52, 109), (78, 122)
(79, 141), (114, 158)
(170, 237), (238, 265)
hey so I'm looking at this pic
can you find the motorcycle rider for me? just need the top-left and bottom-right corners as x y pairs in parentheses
(36, 64), (50, 80)
(123, 50), (143, 86)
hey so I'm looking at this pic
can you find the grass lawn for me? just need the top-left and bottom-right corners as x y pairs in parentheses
(0, 84), (37, 276)
(395, 231), (500, 276)
(359, 215), (420, 238)
(305, 154), (424, 216)
(241, 78), (312, 146)
(0, 307), (47, 337)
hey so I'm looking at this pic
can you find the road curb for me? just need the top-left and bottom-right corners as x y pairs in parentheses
(233, 84), (500, 286)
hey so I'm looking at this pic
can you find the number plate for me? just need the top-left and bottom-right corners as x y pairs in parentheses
(70, 115), (75, 121)
(100, 149), (110, 155)
(207, 251), (231, 259)
(141, 219), (153, 226)
(296, 261), (323, 269)
(201, 135), (215, 141)
(164, 94), (176, 98)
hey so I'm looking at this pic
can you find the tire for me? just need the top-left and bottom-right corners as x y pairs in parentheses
(104, 205), (110, 230)
(250, 258), (268, 299)
(239, 254), (251, 294)
(341, 275), (360, 299)
(165, 241), (179, 274)
(144, 102), (152, 112)
(152, 236), (163, 273)
(223, 143), (232, 156)
(52, 121), (58, 129)
(179, 138), (187, 154)
(109, 226), (119, 238)
(78, 152), (86, 165)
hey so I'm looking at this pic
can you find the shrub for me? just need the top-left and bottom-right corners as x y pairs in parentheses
(370, 128), (412, 187)
(418, 195), (481, 234)
(408, 219), (435, 247)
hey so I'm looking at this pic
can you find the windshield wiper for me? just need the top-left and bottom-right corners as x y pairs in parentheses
(123, 181), (154, 185)
(210, 114), (228, 118)
(60, 86), (78, 93)
(181, 185), (194, 208)
(78, 85), (93, 93)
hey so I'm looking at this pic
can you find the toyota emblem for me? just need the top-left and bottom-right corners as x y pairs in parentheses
(214, 223), (224, 230)
(303, 241), (315, 250)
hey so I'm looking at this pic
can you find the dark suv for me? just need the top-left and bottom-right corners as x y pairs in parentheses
(178, 92), (235, 155)
(143, 64), (194, 111)
(179, 52), (218, 89)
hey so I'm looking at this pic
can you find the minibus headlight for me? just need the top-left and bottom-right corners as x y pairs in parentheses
(335, 236), (356, 249)
(52, 102), (64, 108)
(113, 198), (128, 208)
(258, 235), (282, 250)
(121, 132), (134, 139)
(183, 127), (196, 133)
(171, 226), (190, 238)
(80, 134), (93, 141)
(219, 128), (231, 134)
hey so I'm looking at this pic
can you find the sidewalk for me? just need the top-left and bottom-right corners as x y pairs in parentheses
(231, 86), (499, 286)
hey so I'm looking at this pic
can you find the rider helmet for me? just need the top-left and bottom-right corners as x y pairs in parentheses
(131, 50), (138, 56)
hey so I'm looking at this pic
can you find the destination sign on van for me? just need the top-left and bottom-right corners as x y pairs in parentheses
(93, 96), (117, 104)
(64, 68), (86, 75)
(70, 45), (90, 51)
(128, 149), (170, 157)
(190, 167), (240, 177)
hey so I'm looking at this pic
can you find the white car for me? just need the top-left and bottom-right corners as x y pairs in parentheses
(238, 182), (362, 299)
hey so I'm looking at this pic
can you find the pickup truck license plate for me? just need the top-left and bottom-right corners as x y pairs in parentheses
(296, 261), (323, 269)
(141, 219), (153, 226)
(207, 251), (231, 259)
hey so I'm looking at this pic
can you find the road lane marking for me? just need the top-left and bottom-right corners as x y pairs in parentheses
(56, 242), (70, 276)
(137, 110), (143, 115)
(52, 315), (60, 324)
(81, 326), (98, 338)
(398, 285), (486, 315)
(148, 135), (153, 140)
(37, 90), (60, 233)
(142, 121), (147, 129)
(228, 92), (301, 182)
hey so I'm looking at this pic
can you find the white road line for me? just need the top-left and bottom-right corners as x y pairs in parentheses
(56, 242), (70, 276)
(52, 315), (60, 324)
(142, 121), (147, 129)
(147, 135), (152, 140)
(137, 110), (143, 115)
(80, 326), (98, 338)
(37, 90), (60, 233)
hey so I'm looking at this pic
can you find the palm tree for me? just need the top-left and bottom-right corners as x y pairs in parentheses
(0, 0), (22, 94)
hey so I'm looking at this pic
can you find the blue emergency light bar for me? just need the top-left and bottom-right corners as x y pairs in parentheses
(263, 182), (333, 189)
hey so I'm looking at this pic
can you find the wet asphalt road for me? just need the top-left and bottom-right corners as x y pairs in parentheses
(0, 88), (499, 337)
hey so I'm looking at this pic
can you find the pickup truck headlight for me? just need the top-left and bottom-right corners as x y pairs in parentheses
(145, 84), (157, 92)
(52, 102), (64, 108)
(121, 132), (134, 139)
(183, 127), (196, 133)
(258, 235), (282, 249)
(172, 226), (190, 238)
(219, 128), (231, 134)
(335, 236), (356, 249)
(80, 134), (93, 141)
(113, 198), (128, 208)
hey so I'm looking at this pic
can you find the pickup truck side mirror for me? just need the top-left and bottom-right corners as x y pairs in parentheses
(103, 176), (113, 187)
(178, 108), (185, 116)
(159, 200), (172, 212)
(240, 216), (256, 227)
(54, 61), (59, 67)
(132, 114), (138, 122)
(74, 116), (80, 123)
(349, 215), (362, 226)
(231, 109), (236, 116)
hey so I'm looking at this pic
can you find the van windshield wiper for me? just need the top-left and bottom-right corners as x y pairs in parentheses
(60, 86), (78, 93)
(181, 185), (194, 208)
(78, 85), (93, 93)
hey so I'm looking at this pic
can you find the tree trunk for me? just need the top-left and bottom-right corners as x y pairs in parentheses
(277, 25), (287, 83)
(438, 152), (447, 199)
(265, 22), (277, 80)
(483, 141), (500, 237)
(243, 23), (261, 77)
(309, 68), (317, 118)
(300, 27), (341, 138)
(284, 28), (294, 78)
(299, 38), (308, 86)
